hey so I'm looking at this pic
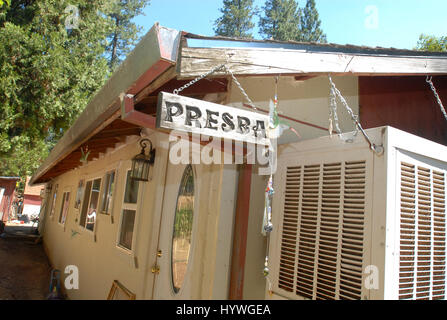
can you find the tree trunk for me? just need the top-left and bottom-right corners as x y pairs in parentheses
(110, 16), (120, 69)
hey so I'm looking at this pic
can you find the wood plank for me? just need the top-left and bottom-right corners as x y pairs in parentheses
(90, 128), (141, 140)
(359, 76), (447, 146)
(134, 66), (177, 104)
(179, 47), (447, 78)
(229, 163), (252, 299)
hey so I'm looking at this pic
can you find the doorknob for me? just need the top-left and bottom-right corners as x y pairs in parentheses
(151, 264), (160, 274)
(157, 250), (162, 257)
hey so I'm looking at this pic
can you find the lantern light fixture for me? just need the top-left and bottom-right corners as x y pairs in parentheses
(130, 138), (156, 182)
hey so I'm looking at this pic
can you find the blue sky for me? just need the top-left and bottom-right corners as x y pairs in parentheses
(134, 0), (447, 50)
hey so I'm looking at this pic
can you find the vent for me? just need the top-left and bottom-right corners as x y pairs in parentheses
(278, 166), (301, 292)
(277, 160), (367, 300)
(399, 162), (446, 300)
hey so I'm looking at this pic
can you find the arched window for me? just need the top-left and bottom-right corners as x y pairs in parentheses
(171, 165), (194, 293)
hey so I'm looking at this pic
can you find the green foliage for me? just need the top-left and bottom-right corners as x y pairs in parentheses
(214, 0), (257, 38)
(258, 0), (326, 42)
(416, 34), (447, 52)
(106, 0), (150, 71)
(298, 0), (326, 43)
(0, 0), (10, 8)
(258, 0), (301, 41)
(0, 0), (148, 182)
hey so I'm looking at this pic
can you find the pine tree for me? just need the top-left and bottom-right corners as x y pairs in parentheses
(106, 0), (150, 71)
(258, 0), (301, 41)
(0, 0), (147, 178)
(214, 0), (256, 38)
(298, 0), (326, 43)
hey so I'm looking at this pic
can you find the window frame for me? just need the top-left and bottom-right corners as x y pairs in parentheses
(74, 179), (85, 209)
(170, 164), (195, 294)
(100, 170), (117, 215)
(116, 168), (141, 253)
(78, 176), (102, 233)
(58, 189), (71, 227)
(49, 184), (59, 220)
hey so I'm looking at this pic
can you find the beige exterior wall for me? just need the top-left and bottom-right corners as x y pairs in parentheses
(41, 75), (359, 300)
(41, 132), (237, 300)
(227, 75), (359, 144)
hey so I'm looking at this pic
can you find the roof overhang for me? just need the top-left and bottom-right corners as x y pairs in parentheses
(30, 24), (181, 185)
(30, 26), (447, 185)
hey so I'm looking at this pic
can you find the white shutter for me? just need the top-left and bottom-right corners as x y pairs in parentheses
(398, 154), (447, 300)
(273, 150), (372, 300)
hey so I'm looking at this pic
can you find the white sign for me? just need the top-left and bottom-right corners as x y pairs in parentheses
(156, 92), (270, 145)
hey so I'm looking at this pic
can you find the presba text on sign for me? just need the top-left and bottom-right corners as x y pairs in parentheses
(156, 92), (270, 145)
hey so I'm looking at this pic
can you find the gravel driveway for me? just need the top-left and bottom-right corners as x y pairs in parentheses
(0, 225), (51, 300)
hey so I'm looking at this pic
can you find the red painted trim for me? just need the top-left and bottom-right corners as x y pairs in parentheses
(127, 60), (174, 95)
(122, 109), (157, 129)
(229, 163), (252, 299)
(121, 60), (174, 129)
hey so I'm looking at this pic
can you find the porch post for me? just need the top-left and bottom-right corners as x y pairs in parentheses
(229, 163), (252, 300)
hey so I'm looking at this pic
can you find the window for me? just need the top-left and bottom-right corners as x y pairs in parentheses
(118, 170), (140, 250)
(171, 165), (195, 293)
(74, 179), (84, 209)
(79, 178), (101, 231)
(100, 171), (115, 214)
(119, 210), (136, 250)
(49, 184), (58, 217)
(58, 192), (70, 225)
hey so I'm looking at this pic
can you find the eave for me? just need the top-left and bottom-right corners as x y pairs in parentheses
(30, 24), (182, 185)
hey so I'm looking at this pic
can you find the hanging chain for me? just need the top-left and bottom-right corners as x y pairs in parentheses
(173, 64), (226, 95)
(173, 64), (257, 111)
(329, 83), (343, 136)
(426, 76), (447, 121)
(222, 65), (257, 110)
(328, 75), (384, 155)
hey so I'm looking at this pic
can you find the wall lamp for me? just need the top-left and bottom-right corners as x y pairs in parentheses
(130, 138), (156, 182)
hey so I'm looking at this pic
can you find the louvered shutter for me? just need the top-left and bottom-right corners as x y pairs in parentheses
(398, 155), (447, 300)
(272, 151), (372, 300)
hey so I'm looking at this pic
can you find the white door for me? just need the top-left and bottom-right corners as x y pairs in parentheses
(152, 162), (201, 299)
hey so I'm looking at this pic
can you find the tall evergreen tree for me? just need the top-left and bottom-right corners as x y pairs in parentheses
(214, 0), (256, 38)
(298, 0), (326, 43)
(106, 0), (150, 71)
(0, 0), (148, 179)
(258, 0), (301, 41)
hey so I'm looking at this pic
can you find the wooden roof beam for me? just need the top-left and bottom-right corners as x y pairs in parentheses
(178, 47), (447, 79)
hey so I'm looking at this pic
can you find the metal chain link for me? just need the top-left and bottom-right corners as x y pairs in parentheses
(328, 75), (359, 140)
(329, 84), (342, 135)
(426, 76), (447, 121)
(328, 75), (383, 155)
(223, 65), (257, 110)
(173, 63), (258, 111)
(173, 64), (226, 95)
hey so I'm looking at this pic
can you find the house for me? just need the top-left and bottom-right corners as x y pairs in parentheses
(0, 176), (20, 225)
(21, 176), (45, 220)
(30, 24), (447, 300)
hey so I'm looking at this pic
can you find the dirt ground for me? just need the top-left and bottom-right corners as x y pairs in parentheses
(0, 225), (51, 300)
